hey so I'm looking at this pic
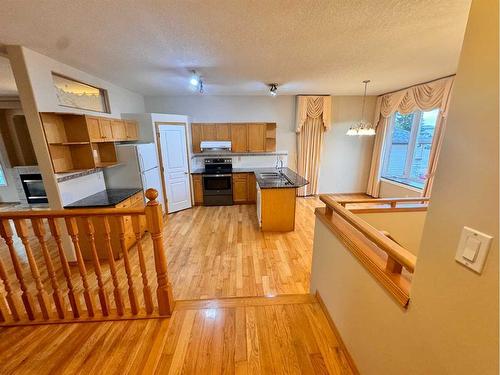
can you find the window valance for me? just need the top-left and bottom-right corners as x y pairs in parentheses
(296, 95), (332, 132)
(374, 76), (454, 127)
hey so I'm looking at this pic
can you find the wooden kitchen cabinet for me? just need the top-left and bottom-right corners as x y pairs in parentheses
(202, 124), (217, 141)
(233, 173), (249, 203)
(87, 116), (113, 142)
(248, 173), (257, 202)
(191, 124), (202, 153)
(192, 174), (204, 205)
(111, 119), (127, 141)
(231, 124), (248, 152)
(124, 120), (139, 140)
(247, 123), (267, 152)
(216, 124), (231, 140)
(77, 191), (146, 260)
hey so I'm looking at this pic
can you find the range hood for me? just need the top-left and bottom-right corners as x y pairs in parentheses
(200, 141), (232, 152)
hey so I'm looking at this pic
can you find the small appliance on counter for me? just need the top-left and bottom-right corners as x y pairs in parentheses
(202, 157), (233, 206)
(103, 143), (166, 213)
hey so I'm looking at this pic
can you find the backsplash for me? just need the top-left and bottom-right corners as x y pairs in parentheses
(190, 152), (288, 170)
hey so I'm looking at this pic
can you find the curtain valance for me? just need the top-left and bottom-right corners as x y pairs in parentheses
(296, 95), (332, 132)
(374, 76), (454, 127)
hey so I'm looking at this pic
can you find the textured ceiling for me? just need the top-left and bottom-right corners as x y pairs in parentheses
(0, 0), (470, 96)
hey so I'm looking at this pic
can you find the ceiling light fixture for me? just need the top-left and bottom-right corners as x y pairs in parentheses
(189, 70), (204, 94)
(189, 70), (199, 86)
(269, 83), (278, 96)
(347, 80), (376, 136)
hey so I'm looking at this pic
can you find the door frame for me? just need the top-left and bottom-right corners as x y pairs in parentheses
(154, 122), (192, 213)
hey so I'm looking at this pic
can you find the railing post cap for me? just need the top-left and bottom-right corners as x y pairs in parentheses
(145, 188), (159, 205)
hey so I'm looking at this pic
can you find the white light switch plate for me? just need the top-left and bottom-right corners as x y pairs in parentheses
(455, 226), (493, 274)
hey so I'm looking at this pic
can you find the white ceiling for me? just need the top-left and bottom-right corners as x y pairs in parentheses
(0, 0), (470, 96)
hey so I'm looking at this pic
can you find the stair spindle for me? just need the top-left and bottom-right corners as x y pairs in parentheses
(101, 216), (124, 316)
(31, 218), (66, 319)
(0, 219), (35, 320)
(116, 216), (139, 315)
(82, 217), (110, 316)
(0, 255), (20, 321)
(47, 218), (81, 318)
(64, 217), (96, 317)
(132, 215), (153, 314)
(13, 218), (51, 320)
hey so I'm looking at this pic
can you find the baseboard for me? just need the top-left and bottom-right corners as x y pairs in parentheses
(315, 291), (360, 375)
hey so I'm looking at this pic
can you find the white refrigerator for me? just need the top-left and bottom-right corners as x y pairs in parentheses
(104, 143), (166, 214)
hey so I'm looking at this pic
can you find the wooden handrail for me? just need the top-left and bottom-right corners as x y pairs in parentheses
(0, 207), (145, 219)
(336, 197), (429, 208)
(320, 195), (416, 273)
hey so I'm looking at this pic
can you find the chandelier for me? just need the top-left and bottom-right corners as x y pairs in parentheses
(347, 80), (376, 136)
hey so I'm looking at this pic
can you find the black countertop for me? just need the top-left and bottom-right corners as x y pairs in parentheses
(64, 188), (142, 208)
(191, 167), (308, 189)
(254, 168), (309, 189)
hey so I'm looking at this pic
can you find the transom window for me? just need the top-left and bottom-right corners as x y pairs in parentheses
(381, 108), (440, 190)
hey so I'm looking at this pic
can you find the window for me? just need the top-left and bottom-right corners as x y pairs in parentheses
(0, 164), (7, 186)
(52, 73), (110, 113)
(381, 108), (440, 190)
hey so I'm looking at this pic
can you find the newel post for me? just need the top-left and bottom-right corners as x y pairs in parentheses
(145, 188), (174, 315)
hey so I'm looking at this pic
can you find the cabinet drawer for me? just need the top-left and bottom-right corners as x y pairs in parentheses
(232, 173), (248, 182)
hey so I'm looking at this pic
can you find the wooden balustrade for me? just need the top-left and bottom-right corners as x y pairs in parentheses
(0, 189), (174, 326)
(317, 194), (417, 307)
(336, 197), (429, 212)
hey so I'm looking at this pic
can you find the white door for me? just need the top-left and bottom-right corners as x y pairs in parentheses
(158, 125), (192, 213)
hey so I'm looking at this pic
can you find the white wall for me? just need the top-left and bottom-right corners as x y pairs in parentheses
(22, 48), (145, 117)
(379, 179), (422, 198)
(310, 1), (498, 373)
(58, 171), (106, 205)
(319, 96), (376, 193)
(8, 46), (146, 208)
(145, 95), (376, 193)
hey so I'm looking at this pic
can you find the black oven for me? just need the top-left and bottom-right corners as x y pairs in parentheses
(20, 173), (48, 204)
(202, 158), (233, 206)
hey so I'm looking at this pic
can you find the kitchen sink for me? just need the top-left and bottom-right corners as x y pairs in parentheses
(258, 171), (294, 185)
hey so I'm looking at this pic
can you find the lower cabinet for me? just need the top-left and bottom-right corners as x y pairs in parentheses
(233, 173), (249, 203)
(191, 172), (257, 206)
(77, 192), (146, 261)
(192, 175), (204, 205)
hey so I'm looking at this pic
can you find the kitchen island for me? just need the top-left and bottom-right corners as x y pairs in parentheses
(64, 188), (145, 260)
(254, 168), (308, 232)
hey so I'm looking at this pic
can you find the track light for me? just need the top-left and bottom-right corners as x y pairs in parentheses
(269, 83), (278, 96)
(190, 70), (199, 87)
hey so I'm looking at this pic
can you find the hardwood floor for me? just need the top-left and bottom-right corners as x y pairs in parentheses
(164, 197), (323, 299)
(0, 294), (355, 374)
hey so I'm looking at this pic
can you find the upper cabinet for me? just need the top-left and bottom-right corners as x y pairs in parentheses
(111, 119), (127, 141)
(231, 124), (248, 152)
(191, 122), (276, 154)
(40, 112), (138, 173)
(247, 123), (266, 152)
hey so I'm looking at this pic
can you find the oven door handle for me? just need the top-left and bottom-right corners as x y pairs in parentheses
(203, 174), (232, 177)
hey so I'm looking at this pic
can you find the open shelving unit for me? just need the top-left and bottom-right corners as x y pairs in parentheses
(265, 123), (277, 152)
(40, 112), (119, 173)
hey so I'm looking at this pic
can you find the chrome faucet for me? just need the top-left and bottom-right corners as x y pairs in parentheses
(276, 156), (284, 171)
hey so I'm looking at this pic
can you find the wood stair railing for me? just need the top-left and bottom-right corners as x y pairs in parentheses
(0, 188), (174, 326)
(317, 195), (417, 307)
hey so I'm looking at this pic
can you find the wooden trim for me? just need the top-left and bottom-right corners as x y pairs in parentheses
(0, 207), (145, 219)
(337, 197), (430, 206)
(321, 195), (416, 273)
(349, 206), (428, 214)
(174, 294), (316, 310)
(315, 207), (410, 307)
(315, 291), (360, 375)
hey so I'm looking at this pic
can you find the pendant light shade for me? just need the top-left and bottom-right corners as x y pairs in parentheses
(347, 80), (375, 136)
